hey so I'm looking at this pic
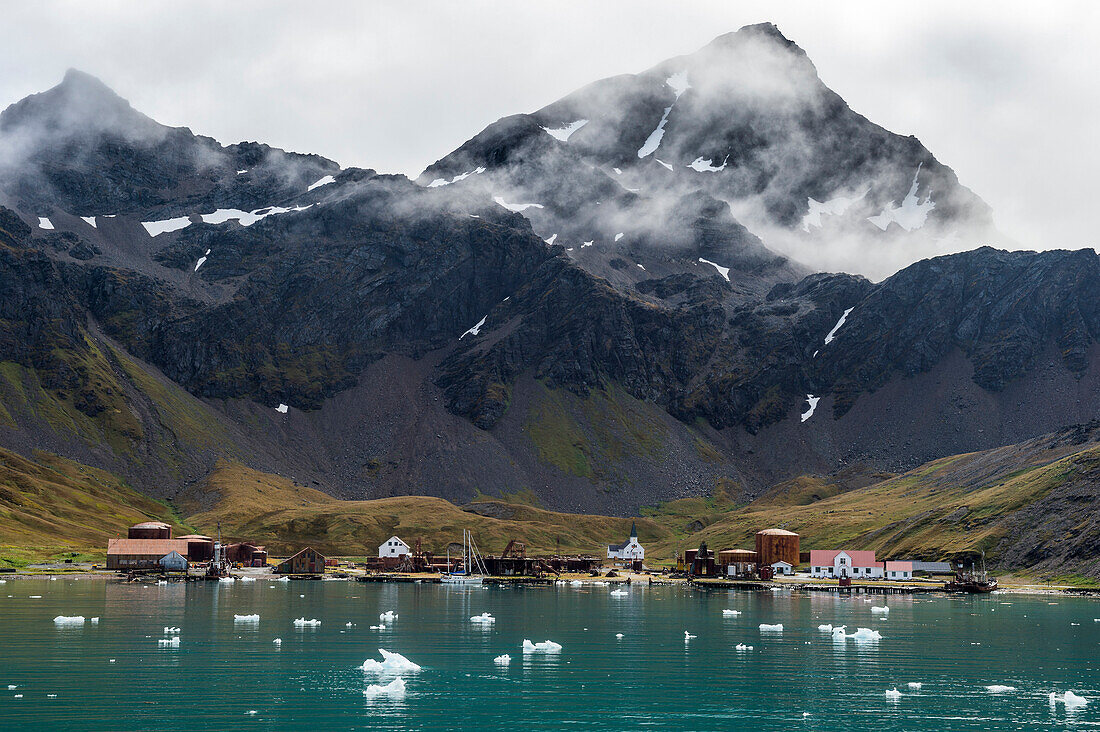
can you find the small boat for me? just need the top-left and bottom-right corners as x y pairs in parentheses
(944, 551), (998, 593)
(441, 529), (487, 585)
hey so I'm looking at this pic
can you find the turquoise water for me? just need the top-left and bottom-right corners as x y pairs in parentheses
(1, 578), (1099, 730)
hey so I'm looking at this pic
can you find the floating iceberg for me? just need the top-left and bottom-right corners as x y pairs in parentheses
(735, 643), (753, 651)
(364, 676), (406, 699)
(379, 611), (398, 623)
(846, 627), (882, 642)
(163, 626), (180, 634)
(723, 609), (742, 617)
(272, 638), (282, 646)
(759, 623), (784, 632)
(907, 682), (922, 690)
(1050, 691), (1088, 708)
(369, 624), (386, 630)
(238, 576), (255, 583)
(570, 580), (583, 587)
(615, 633), (624, 639)
(985, 685), (1016, 693)
(293, 618), (321, 627)
(234, 614), (260, 623)
(493, 654), (511, 666)
(684, 631), (697, 640)
(89, 617), (99, 624)
(361, 649), (421, 675)
(610, 589), (628, 597)
(158, 636), (180, 648)
(817, 624), (834, 632)
(522, 639), (562, 654)
(885, 688), (901, 699)
(53, 616), (85, 625)
(470, 613), (495, 624)
(218, 577), (235, 583)
(870, 606), (890, 614)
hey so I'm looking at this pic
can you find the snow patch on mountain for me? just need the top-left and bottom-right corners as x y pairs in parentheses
(542, 119), (588, 142)
(142, 217), (192, 236)
(307, 175), (335, 192)
(801, 395), (820, 422)
(698, 258), (730, 282)
(823, 307), (854, 345)
(38, 217), (54, 230)
(494, 196), (544, 213)
(80, 216), (97, 228)
(428, 167), (486, 188)
(868, 166), (935, 232)
(688, 156), (728, 173)
(801, 188), (869, 232)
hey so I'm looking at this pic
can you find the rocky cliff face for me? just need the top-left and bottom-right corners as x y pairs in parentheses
(0, 29), (1095, 515)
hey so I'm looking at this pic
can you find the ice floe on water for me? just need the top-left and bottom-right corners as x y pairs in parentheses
(460, 315), (487, 339)
(238, 576), (255, 583)
(818, 624), (835, 632)
(307, 175), (335, 192)
(885, 688), (901, 699)
(379, 611), (398, 623)
(759, 623), (783, 632)
(836, 627), (881, 643)
(493, 196), (544, 213)
(824, 307), (854, 346)
(542, 119), (588, 142)
(615, 633), (624, 639)
(570, 580), (583, 587)
(219, 576), (235, 583)
(494, 654), (511, 666)
(522, 639), (562, 654)
(427, 166), (486, 188)
(142, 217), (192, 236)
(53, 615), (85, 625)
(38, 217), (54, 230)
(1050, 691), (1088, 708)
(610, 589), (628, 597)
(90, 617), (99, 624)
(723, 609), (742, 617)
(361, 649), (421, 675)
(984, 685), (1016, 693)
(470, 613), (495, 624)
(234, 614), (259, 623)
(293, 618), (321, 627)
(908, 682), (922, 690)
(164, 626), (180, 634)
(684, 631), (697, 641)
(364, 676), (406, 699)
(272, 638), (282, 646)
(801, 394), (820, 423)
(735, 643), (753, 651)
(868, 166), (935, 232)
(697, 257), (730, 282)
(159, 636), (181, 648)
(870, 606), (889, 614)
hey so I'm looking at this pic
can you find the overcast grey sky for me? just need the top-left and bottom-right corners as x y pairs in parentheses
(1, 0), (1096, 252)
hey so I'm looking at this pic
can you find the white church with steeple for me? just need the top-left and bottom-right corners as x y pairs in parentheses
(607, 522), (644, 562)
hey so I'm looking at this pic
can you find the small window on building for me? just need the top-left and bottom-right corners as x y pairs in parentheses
(839, 557), (846, 565)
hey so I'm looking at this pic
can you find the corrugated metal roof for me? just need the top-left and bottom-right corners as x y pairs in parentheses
(884, 561), (913, 571)
(809, 549), (878, 567)
(107, 538), (191, 555)
(756, 528), (798, 536)
(130, 521), (171, 529)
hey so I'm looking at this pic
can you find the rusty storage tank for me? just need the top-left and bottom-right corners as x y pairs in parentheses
(178, 534), (214, 561)
(127, 521), (172, 540)
(755, 529), (799, 568)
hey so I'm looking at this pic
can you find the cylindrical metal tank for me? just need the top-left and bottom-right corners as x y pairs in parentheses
(127, 521), (172, 539)
(755, 529), (800, 568)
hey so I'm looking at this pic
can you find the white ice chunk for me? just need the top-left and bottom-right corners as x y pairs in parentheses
(364, 676), (406, 699)
(867, 165), (935, 232)
(610, 589), (628, 597)
(460, 315), (487, 339)
(522, 639), (562, 654)
(846, 627), (882, 642)
(885, 688), (901, 699)
(542, 119), (589, 142)
(570, 580), (583, 587)
(238, 576), (254, 583)
(870, 606), (890, 614)
(817, 624), (834, 632)
(723, 609), (742, 617)
(293, 618), (321, 627)
(470, 613), (495, 624)
(379, 611), (398, 623)
(307, 175), (336, 192)
(697, 258), (730, 282)
(163, 626), (180, 634)
(275, 403), (289, 414)
(234, 614), (260, 623)
(824, 307), (854, 345)
(158, 636), (181, 647)
(735, 643), (753, 651)
(38, 217), (54, 230)
(80, 216), (97, 228)
(801, 395), (820, 423)
(984, 685), (1016, 693)
(615, 633), (624, 639)
(142, 217), (192, 236)
(1064, 691), (1088, 708)
(688, 156), (727, 173)
(494, 654), (511, 666)
(684, 631), (697, 640)
(89, 617), (99, 624)
(759, 623), (783, 632)
(493, 196), (544, 213)
(361, 649), (421, 675)
(908, 682), (922, 690)
(53, 615), (85, 625)
(272, 638), (282, 645)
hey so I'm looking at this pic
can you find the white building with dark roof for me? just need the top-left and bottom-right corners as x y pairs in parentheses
(607, 522), (644, 562)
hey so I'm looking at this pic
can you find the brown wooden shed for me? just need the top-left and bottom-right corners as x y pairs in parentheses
(274, 547), (326, 575)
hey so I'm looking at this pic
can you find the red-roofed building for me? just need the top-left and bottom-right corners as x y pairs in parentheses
(106, 538), (192, 570)
(884, 561), (913, 580)
(810, 550), (882, 579)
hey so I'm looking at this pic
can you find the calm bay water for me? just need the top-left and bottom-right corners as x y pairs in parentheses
(1, 578), (1098, 731)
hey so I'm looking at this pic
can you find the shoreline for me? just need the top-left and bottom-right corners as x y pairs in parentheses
(3, 569), (1098, 598)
